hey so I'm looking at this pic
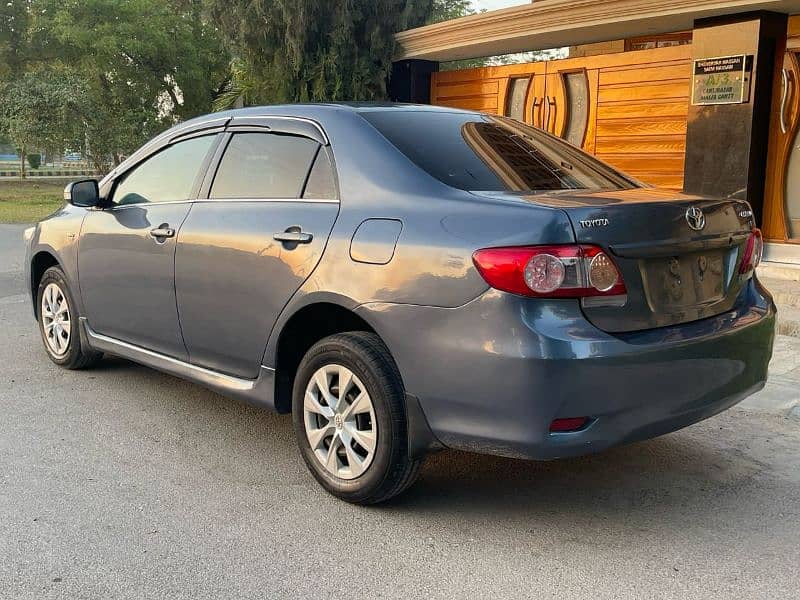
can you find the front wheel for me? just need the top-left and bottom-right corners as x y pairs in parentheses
(292, 332), (423, 504)
(37, 266), (102, 369)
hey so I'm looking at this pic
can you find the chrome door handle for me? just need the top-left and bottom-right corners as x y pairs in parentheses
(780, 68), (790, 134)
(149, 226), (175, 239)
(274, 228), (313, 244)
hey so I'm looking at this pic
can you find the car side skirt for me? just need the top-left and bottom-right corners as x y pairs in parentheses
(79, 317), (279, 412)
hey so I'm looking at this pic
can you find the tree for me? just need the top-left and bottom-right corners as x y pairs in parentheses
(0, 71), (88, 177)
(0, 0), (231, 172)
(43, 0), (229, 168)
(426, 0), (493, 70)
(210, 0), (434, 108)
(427, 0), (475, 24)
(0, 0), (30, 79)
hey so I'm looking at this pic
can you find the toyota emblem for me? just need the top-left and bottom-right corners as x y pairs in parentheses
(686, 207), (706, 231)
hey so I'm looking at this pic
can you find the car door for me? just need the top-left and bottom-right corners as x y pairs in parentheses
(78, 133), (220, 360)
(175, 123), (340, 378)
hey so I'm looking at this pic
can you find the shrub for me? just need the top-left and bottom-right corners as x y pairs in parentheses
(27, 154), (42, 170)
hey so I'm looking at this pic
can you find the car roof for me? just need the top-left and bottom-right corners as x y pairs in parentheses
(224, 102), (473, 115)
(174, 102), (478, 133)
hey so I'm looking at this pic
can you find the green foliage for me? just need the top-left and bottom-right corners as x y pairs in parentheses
(1, 0), (229, 172)
(0, 70), (88, 176)
(427, 0), (491, 70)
(427, 0), (475, 24)
(27, 154), (42, 169)
(46, 0), (229, 168)
(210, 0), (434, 108)
(0, 0), (30, 78)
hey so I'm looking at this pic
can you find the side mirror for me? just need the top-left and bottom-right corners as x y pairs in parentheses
(64, 179), (101, 207)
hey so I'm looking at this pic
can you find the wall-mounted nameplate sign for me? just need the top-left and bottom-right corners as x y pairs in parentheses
(692, 55), (749, 106)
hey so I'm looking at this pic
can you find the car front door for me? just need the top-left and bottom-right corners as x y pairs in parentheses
(175, 124), (339, 378)
(78, 134), (219, 359)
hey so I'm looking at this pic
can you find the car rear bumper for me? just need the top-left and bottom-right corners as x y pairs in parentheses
(358, 278), (775, 460)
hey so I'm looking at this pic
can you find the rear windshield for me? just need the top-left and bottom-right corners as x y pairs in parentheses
(360, 111), (639, 193)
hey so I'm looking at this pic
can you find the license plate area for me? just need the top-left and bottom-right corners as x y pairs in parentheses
(642, 250), (727, 311)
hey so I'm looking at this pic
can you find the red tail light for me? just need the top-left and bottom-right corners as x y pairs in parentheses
(739, 228), (763, 275)
(549, 417), (590, 432)
(472, 245), (626, 298)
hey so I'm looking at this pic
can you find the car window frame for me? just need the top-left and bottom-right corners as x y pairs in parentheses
(198, 122), (339, 203)
(106, 130), (224, 209)
(301, 145), (339, 201)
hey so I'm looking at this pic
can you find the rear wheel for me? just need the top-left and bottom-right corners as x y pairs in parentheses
(37, 266), (102, 369)
(292, 332), (423, 504)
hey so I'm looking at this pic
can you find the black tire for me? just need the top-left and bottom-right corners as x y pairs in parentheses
(36, 266), (102, 369)
(292, 332), (424, 504)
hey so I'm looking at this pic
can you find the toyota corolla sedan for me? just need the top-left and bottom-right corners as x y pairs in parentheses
(24, 104), (775, 504)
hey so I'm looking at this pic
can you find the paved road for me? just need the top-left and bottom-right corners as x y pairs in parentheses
(1, 224), (799, 599)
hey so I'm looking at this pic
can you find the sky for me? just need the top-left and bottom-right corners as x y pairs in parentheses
(472, 0), (527, 11)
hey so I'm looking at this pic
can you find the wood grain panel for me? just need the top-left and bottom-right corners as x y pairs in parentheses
(596, 119), (687, 137)
(597, 101), (688, 120)
(431, 45), (691, 192)
(599, 64), (691, 86)
(598, 81), (690, 104)
(789, 15), (799, 38)
(597, 154), (685, 174)
(595, 135), (686, 154)
(435, 80), (499, 99)
(435, 97), (498, 111)
(537, 45), (692, 73)
(632, 174), (684, 189)
(584, 68), (599, 154)
(434, 62), (543, 84)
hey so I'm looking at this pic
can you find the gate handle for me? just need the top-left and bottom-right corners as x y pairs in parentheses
(547, 96), (557, 134)
(780, 68), (790, 134)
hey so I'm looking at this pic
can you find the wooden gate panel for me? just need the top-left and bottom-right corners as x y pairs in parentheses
(429, 46), (693, 190)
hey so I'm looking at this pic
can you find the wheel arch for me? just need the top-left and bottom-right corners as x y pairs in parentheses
(270, 300), (382, 413)
(30, 250), (62, 318)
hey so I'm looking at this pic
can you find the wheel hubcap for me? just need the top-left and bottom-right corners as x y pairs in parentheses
(303, 364), (377, 480)
(41, 283), (70, 357)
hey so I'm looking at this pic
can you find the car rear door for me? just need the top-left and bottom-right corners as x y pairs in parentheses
(175, 120), (339, 378)
(78, 133), (221, 359)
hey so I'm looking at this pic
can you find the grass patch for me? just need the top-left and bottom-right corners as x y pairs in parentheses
(0, 179), (67, 223)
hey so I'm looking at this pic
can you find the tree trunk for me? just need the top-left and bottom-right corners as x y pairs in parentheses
(20, 145), (26, 179)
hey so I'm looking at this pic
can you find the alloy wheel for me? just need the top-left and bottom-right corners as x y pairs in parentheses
(41, 282), (71, 356)
(303, 364), (377, 480)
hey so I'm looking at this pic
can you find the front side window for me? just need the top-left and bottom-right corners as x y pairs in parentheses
(113, 135), (216, 205)
(210, 132), (320, 199)
(361, 111), (638, 193)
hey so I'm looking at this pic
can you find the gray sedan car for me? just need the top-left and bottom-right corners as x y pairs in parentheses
(24, 104), (775, 504)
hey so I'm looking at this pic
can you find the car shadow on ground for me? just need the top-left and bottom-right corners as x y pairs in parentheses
(88, 356), (768, 523)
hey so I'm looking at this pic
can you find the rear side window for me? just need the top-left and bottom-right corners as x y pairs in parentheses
(302, 148), (337, 200)
(360, 111), (637, 192)
(211, 132), (319, 199)
(113, 135), (216, 205)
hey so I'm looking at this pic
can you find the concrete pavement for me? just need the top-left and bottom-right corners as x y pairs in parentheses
(1, 223), (799, 599)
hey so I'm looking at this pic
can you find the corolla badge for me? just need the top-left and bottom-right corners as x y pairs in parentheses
(685, 207), (706, 231)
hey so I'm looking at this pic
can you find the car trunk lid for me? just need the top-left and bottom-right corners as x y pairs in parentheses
(473, 188), (756, 332)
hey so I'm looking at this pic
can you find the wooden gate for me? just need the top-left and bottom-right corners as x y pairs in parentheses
(430, 45), (693, 190)
(763, 16), (800, 243)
